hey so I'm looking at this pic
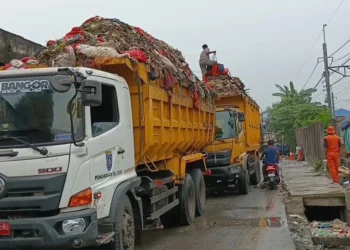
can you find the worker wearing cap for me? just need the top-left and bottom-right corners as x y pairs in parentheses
(324, 126), (342, 184)
(199, 44), (217, 79)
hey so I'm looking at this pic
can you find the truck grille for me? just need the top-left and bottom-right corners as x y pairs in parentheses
(0, 173), (66, 218)
(206, 151), (232, 167)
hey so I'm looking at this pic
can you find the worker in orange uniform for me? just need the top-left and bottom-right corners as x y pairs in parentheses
(324, 126), (341, 184)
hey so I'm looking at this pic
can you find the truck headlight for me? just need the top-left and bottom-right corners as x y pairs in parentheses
(62, 218), (86, 235)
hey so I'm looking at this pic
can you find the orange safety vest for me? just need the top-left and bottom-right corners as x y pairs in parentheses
(324, 134), (341, 153)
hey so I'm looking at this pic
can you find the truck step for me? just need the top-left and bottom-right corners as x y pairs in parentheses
(147, 199), (179, 220)
(96, 232), (115, 245)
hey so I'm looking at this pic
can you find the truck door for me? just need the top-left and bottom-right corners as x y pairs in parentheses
(86, 77), (135, 218)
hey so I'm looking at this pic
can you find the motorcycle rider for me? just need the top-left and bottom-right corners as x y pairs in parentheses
(260, 139), (280, 182)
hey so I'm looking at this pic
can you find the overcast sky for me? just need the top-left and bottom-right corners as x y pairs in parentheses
(1, 0), (349, 111)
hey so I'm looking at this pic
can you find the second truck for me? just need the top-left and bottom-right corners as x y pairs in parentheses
(204, 87), (262, 195)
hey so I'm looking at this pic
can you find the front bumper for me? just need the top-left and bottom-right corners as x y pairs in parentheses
(0, 208), (98, 249)
(204, 164), (243, 188)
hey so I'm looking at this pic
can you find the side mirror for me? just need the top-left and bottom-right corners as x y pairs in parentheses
(81, 79), (102, 106)
(238, 112), (246, 122)
(51, 75), (72, 93)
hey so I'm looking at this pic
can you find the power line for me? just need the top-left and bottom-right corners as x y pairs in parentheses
(331, 76), (345, 87)
(314, 76), (324, 89)
(329, 39), (350, 57)
(329, 56), (350, 80)
(302, 62), (320, 89)
(333, 78), (350, 90)
(327, 0), (346, 24)
(294, 31), (322, 81)
(333, 52), (350, 62)
(295, 0), (345, 84)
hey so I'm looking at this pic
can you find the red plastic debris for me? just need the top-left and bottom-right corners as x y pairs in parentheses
(47, 40), (56, 47)
(124, 50), (148, 63)
(133, 27), (155, 44)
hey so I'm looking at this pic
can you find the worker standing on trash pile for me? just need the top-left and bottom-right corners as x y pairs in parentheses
(199, 44), (217, 79)
(324, 125), (341, 184)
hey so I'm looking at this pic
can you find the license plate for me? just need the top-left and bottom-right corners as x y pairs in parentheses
(268, 174), (275, 177)
(0, 222), (10, 236)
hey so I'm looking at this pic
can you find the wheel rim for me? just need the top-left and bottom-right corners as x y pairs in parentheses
(122, 208), (134, 249)
(199, 177), (206, 209)
(188, 184), (196, 217)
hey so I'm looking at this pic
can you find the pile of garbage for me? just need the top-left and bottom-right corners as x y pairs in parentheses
(310, 219), (350, 237)
(206, 75), (245, 96)
(2, 16), (246, 102)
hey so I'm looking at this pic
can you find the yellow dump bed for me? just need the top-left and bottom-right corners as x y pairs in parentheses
(1, 59), (215, 166)
(98, 58), (215, 165)
(216, 93), (261, 151)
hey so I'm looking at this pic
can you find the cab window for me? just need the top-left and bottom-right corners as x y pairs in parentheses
(90, 84), (119, 137)
(215, 111), (237, 139)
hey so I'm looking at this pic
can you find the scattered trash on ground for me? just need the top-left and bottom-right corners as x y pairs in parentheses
(287, 214), (314, 250)
(310, 219), (350, 238)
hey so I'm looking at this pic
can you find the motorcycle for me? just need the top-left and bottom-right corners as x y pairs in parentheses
(266, 164), (279, 190)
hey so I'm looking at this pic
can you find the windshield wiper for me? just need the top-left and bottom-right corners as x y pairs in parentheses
(0, 136), (48, 156)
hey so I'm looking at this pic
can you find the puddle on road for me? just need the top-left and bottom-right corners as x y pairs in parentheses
(204, 217), (283, 229)
(260, 217), (282, 228)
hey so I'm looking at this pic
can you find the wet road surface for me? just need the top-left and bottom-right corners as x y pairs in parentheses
(136, 186), (295, 250)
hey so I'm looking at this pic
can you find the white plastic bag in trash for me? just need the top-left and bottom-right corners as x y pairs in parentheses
(54, 46), (76, 67)
(154, 50), (177, 72)
(9, 59), (24, 68)
(76, 44), (129, 59)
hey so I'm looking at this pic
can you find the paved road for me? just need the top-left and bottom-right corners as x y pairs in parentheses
(136, 186), (295, 250)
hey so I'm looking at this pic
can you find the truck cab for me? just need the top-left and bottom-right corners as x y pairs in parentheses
(0, 67), (139, 248)
(204, 95), (261, 194)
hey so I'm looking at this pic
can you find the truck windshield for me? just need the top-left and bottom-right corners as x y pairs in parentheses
(215, 111), (237, 139)
(0, 74), (84, 148)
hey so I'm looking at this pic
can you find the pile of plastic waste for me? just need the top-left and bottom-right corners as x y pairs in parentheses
(206, 75), (245, 96)
(310, 219), (350, 237)
(1, 16), (245, 101)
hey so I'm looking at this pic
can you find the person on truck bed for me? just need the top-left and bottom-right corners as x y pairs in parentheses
(260, 140), (280, 181)
(199, 44), (217, 79)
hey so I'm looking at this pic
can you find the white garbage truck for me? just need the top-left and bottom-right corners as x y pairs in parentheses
(0, 58), (215, 249)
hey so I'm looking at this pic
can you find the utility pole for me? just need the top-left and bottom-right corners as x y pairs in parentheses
(322, 24), (333, 113)
(331, 91), (335, 114)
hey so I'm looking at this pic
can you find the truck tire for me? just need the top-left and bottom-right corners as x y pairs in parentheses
(238, 170), (250, 195)
(112, 195), (135, 250)
(179, 173), (196, 225)
(250, 160), (261, 185)
(190, 169), (206, 217)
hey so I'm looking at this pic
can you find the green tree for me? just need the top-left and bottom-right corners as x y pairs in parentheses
(268, 82), (331, 149)
(272, 81), (316, 103)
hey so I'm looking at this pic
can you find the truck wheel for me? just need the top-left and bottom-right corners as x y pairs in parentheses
(190, 169), (206, 217)
(250, 160), (261, 185)
(179, 173), (196, 225)
(239, 170), (250, 195)
(112, 195), (135, 250)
